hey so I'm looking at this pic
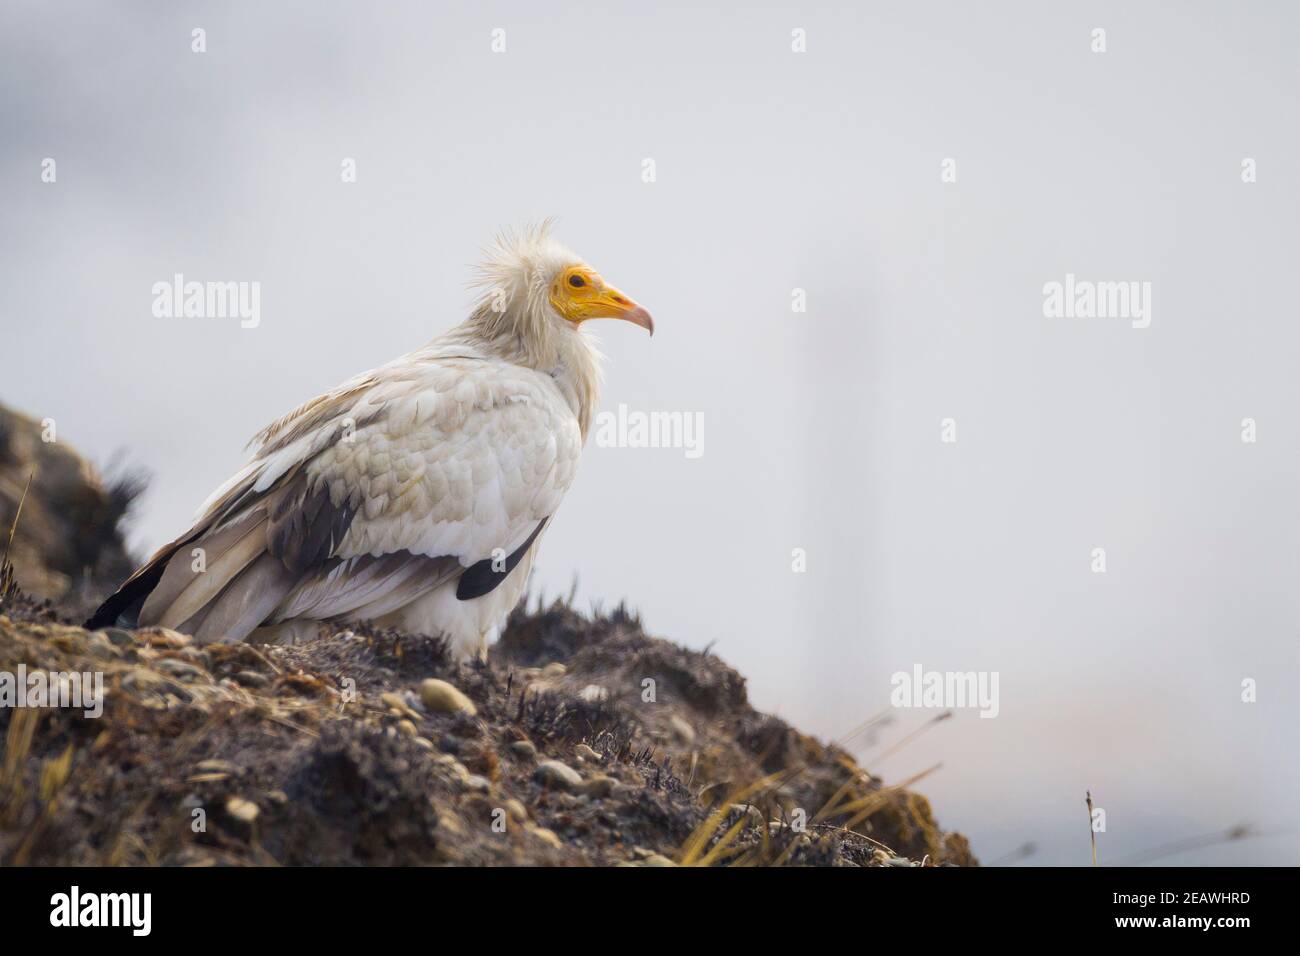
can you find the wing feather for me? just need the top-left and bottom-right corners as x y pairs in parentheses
(92, 341), (582, 644)
(190, 553), (298, 643)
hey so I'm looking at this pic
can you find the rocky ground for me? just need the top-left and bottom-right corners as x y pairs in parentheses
(0, 589), (975, 867)
(0, 399), (975, 866)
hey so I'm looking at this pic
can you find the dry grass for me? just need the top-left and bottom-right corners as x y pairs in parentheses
(868, 711), (952, 764)
(676, 735), (948, 867)
(0, 468), (33, 608)
(1086, 790), (1098, 866)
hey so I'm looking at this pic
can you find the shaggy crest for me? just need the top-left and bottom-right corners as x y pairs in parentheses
(462, 221), (603, 414)
(471, 221), (579, 329)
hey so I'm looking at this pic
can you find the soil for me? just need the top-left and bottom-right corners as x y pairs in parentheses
(0, 591), (976, 867)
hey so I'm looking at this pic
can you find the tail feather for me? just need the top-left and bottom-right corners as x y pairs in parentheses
(83, 534), (197, 630)
(190, 552), (298, 643)
(86, 475), (475, 646)
(144, 511), (269, 629)
(86, 469), (268, 632)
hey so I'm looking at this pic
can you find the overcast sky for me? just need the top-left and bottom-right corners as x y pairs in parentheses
(3, 0), (1298, 865)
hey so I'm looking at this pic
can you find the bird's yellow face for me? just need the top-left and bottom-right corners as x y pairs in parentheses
(549, 265), (654, 335)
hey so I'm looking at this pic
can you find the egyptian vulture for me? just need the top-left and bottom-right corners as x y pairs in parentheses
(87, 225), (653, 659)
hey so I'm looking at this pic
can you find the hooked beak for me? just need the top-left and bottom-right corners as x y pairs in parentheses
(590, 285), (654, 337)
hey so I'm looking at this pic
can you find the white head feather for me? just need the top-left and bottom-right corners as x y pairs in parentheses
(460, 221), (606, 435)
(469, 221), (584, 348)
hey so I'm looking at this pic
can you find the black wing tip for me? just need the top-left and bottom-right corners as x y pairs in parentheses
(84, 593), (133, 630)
(455, 518), (548, 601)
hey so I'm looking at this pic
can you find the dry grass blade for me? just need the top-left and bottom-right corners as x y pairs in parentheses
(1086, 790), (1098, 866)
(812, 822), (898, 855)
(0, 468), (35, 606)
(869, 711), (952, 764)
(1, 707), (42, 817)
(772, 764), (940, 867)
(694, 816), (751, 867)
(807, 752), (878, 826)
(834, 763), (942, 833)
(39, 743), (74, 802)
(265, 712), (320, 738)
(810, 762), (866, 826)
(832, 706), (894, 750)
(677, 769), (795, 866)
(12, 742), (77, 866)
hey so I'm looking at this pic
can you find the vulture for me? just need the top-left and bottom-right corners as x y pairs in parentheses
(87, 224), (653, 659)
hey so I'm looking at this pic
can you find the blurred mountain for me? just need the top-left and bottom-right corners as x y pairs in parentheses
(0, 402), (143, 618)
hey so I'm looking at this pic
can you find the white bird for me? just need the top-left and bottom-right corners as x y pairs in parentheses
(88, 224), (653, 659)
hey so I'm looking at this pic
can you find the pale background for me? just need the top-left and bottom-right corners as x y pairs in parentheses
(3, 0), (1297, 865)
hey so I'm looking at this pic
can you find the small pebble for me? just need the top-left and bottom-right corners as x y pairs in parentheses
(194, 759), (241, 775)
(103, 627), (135, 647)
(123, 669), (164, 692)
(435, 754), (471, 782)
(669, 715), (696, 744)
(156, 658), (205, 682)
(225, 796), (259, 824)
(577, 774), (617, 798)
(527, 825), (563, 849)
(533, 759), (582, 790)
(437, 814), (466, 837)
(420, 679), (476, 716)
(380, 691), (420, 719)
(573, 743), (602, 763)
(142, 626), (191, 647)
(84, 633), (119, 660)
(509, 740), (537, 759)
(578, 684), (608, 703)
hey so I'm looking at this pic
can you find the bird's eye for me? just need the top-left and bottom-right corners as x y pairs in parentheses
(568, 275), (585, 288)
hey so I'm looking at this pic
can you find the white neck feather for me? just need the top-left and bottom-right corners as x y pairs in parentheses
(456, 303), (602, 438)
(446, 224), (605, 437)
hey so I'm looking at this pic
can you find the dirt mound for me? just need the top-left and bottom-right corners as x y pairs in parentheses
(0, 401), (974, 867)
(0, 594), (975, 867)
